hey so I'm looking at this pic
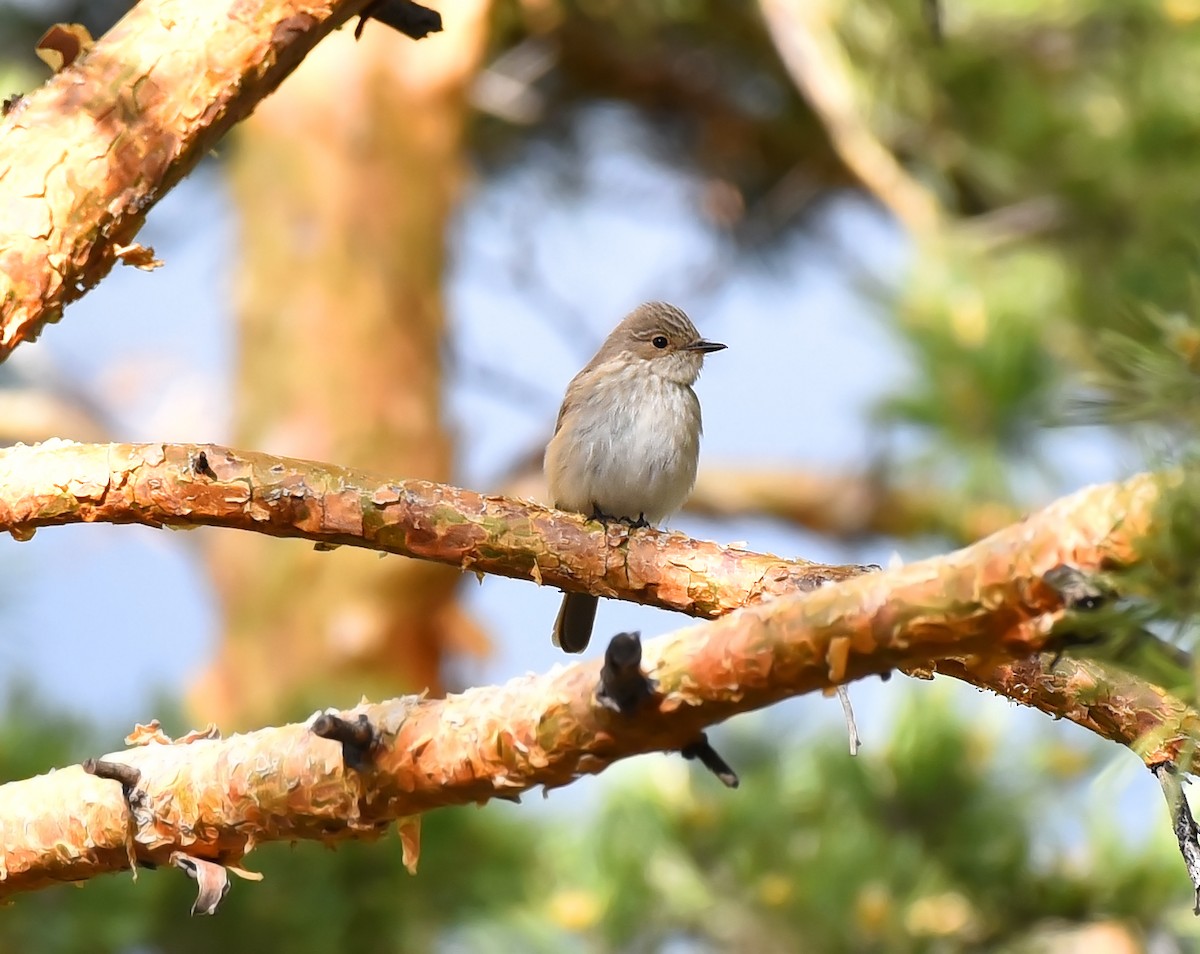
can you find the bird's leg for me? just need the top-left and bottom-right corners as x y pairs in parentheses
(632, 512), (650, 529)
(590, 503), (620, 525)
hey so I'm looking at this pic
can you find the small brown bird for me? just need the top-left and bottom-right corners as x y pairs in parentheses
(544, 301), (725, 652)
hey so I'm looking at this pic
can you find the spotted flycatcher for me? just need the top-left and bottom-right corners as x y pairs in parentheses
(544, 301), (726, 652)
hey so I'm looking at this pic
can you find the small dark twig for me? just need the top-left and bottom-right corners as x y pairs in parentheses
(595, 632), (656, 713)
(1043, 564), (1111, 665)
(84, 757), (149, 873)
(595, 634), (739, 788)
(681, 733), (739, 788)
(1042, 566), (1193, 684)
(355, 0), (442, 41)
(311, 712), (381, 771)
(191, 449), (216, 479)
(83, 757), (141, 794)
(1154, 762), (1200, 915)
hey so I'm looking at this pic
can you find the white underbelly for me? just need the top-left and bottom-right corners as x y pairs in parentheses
(550, 374), (701, 524)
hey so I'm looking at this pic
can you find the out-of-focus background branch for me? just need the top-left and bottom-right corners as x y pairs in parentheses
(4, 0), (1200, 948)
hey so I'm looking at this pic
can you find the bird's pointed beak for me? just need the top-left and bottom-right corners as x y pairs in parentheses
(686, 339), (727, 354)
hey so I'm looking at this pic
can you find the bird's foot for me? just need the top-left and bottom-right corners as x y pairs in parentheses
(590, 505), (651, 530)
(590, 504), (618, 525)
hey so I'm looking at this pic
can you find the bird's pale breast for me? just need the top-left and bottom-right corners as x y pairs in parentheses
(546, 362), (702, 524)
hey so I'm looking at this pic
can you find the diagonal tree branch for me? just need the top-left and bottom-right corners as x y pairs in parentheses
(0, 439), (1158, 621)
(758, 0), (941, 235)
(0, 440), (1172, 674)
(0, 506), (1190, 898)
(0, 0), (418, 359)
(0, 563), (1122, 898)
(936, 655), (1200, 768)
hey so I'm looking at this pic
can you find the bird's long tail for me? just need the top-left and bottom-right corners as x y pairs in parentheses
(552, 592), (599, 653)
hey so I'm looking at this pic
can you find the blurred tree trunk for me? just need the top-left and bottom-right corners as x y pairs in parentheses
(192, 5), (491, 726)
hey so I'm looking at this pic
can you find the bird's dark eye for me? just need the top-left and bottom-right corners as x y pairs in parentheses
(652, 335), (669, 349)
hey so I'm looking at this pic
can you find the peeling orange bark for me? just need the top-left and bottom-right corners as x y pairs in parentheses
(0, 441), (863, 614)
(0, 438), (1193, 900)
(0, 0), (377, 357)
(0, 440), (1173, 685)
(937, 655), (1200, 768)
(0, 570), (1079, 897)
(0, 515), (1179, 898)
(0, 440), (1183, 744)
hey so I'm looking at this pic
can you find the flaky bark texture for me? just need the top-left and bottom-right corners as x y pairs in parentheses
(0, 440), (1192, 744)
(0, 441), (861, 613)
(196, 3), (491, 726)
(0, 441), (1190, 899)
(937, 655), (1200, 768)
(0, 0), (374, 357)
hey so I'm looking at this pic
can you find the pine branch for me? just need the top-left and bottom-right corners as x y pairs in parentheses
(936, 655), (1200, 769)
(1, 439), (1197, 901)
(0, 0), (435, 359)
(0, 441), (864, 612)
(0, 439), (1191, 752)
(0, 580), (1116, 898)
